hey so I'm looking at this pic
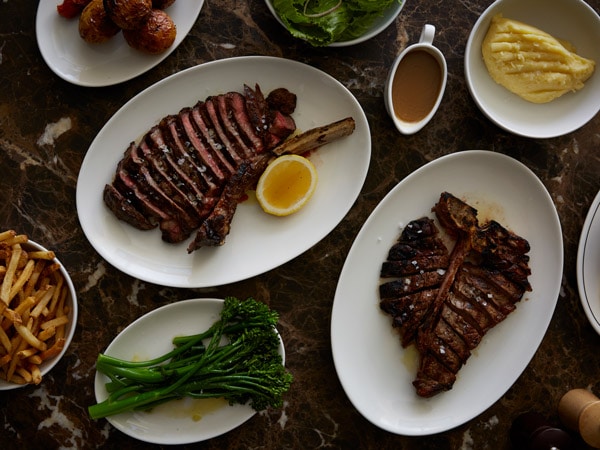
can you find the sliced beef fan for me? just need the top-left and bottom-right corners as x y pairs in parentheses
(103, 83), (357, 253)
(103, 84), (297, 250)
(379, 192), (531, 398)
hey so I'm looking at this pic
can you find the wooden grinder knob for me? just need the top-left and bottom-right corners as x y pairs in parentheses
(558, 388), (600, 448)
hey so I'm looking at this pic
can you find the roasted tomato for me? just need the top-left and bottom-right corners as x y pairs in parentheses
(57, 0), (92, 19)
(103, 0), (153, 30)
(123, 9), (177, 54)
(78, 0), (120, 44)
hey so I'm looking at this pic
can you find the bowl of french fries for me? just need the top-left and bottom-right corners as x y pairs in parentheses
(0, 230), (77, 389)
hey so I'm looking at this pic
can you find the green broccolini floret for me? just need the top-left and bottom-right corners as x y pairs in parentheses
(88, 297), (292, 420)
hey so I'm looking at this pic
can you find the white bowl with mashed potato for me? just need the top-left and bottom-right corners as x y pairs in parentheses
(465, 0), (600, 138)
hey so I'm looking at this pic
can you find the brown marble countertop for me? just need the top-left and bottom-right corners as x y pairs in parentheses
(1, 0), (600, 448)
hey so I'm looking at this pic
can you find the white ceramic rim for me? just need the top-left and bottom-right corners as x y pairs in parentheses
(384, 24), (448, 135)
(577, 189), (600, 335)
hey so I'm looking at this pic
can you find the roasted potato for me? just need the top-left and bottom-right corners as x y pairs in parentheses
(152, 0), (176, 8)
(78, 0), (120, 44)
(103, 0), (152, 30)
(123, 9), (177, 54)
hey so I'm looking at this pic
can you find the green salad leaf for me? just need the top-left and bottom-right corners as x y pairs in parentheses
(272, 0), (403, 46)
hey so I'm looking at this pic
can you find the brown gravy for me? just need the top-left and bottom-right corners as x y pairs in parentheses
(391, 49), (442, 123)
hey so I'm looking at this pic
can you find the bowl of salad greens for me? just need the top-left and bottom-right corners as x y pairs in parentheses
(266, 0), (405, 47)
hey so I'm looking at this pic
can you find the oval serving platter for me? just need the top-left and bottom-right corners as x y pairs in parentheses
(331, 150), (563, 435)
(76, 56), (370, 288)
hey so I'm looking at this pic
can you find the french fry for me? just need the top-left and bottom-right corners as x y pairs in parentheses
(41, 315), (68, 331)
(14, 321), (47, 352)
(0, 353), (11, 367)
(15, 366), (32, 383)
(38, 338), (65, 362)
(3, 234), (28, 247)
(26, 250), (55, 261)
(0, 326), (11, 354)
(0, 231), (72, 385)
(0, 230), (16, 242)
(16, 347), (38, 359)
(30, 363), (41, 385)
(22, 260), (46, 298)
(31, 286), (55, 319)
(1, 245), (22, 305)
(38, 326), (55, 342)
(27, 355), (42, 365)
(6, 336), (28, 382)
(8, 259), (35, 302)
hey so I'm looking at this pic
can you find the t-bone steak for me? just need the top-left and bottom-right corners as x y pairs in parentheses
(379, 192), (532, 397)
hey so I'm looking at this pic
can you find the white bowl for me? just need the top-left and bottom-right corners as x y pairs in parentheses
(465, 0), (600, 138)
(264, 0), (405, 47)
(0, 239), (78, 390)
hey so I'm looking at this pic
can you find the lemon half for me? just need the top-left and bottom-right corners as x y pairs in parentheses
(256, 154), (318, 216)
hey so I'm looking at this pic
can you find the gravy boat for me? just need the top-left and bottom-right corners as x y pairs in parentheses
(384, 24), (447, 135)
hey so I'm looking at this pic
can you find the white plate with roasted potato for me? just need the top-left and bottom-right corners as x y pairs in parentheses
(36, 0), (204, 87)
(464, 0), (600, 138)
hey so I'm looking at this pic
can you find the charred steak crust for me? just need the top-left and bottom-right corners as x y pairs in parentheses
(103, 84), (297, 249)
(379, 192), (532, 398)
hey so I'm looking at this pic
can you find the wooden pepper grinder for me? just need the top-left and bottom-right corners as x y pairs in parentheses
(558, 388), (600, 448)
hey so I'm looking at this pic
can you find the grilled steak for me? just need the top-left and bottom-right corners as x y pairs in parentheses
(379, 192), (531, 397)
(103, 83), (356, 252)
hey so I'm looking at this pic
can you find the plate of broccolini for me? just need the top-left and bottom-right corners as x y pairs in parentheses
(90, 297), (291, 444)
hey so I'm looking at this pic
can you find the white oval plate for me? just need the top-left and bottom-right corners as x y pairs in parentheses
(331, 150), (563, 435)
(464, 0), (600, 138)
(94, 298), (285, 445)
(76, 56), (370, 288)
(577, 189), (600, 335)
(35, 1), (204, 87)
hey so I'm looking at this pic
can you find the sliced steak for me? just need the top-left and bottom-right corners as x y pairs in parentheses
(225, 91), (265, 154)
(380, 255), (450, 278)
(379, 271), (447, 298)
(103, 81), (355, 252)
(103, 184), (155, 230)
(187, 156), (269, 251)
(103, 84), (301, 247)
(379, 289), (438, 347)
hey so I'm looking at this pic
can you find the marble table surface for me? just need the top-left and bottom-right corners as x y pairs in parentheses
(1, 0), (599, 448)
